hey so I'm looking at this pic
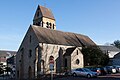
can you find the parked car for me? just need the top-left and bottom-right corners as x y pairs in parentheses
(105, 66), (116, 74)
(71, 68), (98, 78)
(87, 67), (101, 75)
(99, 67), (107, 75)
(113, 65), (120, 73)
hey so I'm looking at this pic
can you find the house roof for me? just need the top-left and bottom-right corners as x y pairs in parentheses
(31, 25), (96, 47)
(64, 47), (76, 56)
(37, 5), (55, 20)
(99, 45), (120, 52)
(114, 52), (120, 58)
(0, 50), (16, 57)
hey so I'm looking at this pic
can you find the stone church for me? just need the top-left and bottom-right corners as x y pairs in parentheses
(16, 5), (96, 79)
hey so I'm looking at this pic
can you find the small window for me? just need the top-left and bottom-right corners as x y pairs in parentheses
(77, 50), (79, 55)
(30, 36), (31, 43)
(17, 70), (19, 78)
(46, 22), (49, 28)
(29, 50), (32, 58)
(46, 22), (49, 25)
(53, 24), (55, 29)
(65, 58), (67, 67)
(76, 59), (80, 65)
(49, 23), (52, 26)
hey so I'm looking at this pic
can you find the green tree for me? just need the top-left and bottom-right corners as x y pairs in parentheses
(5, 67), (12, 72)
(82, 46), (109, 67)
(112, 40), (120, 49)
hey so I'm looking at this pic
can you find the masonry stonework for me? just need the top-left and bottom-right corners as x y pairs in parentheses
(16, 5), (95, 79)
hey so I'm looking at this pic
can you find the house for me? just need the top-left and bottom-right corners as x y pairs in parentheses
(7, 55), (16, 70)
(16, 5), (96, 79)
(112, 52), (120, 66)
(0, 50), (16, 67)
(99, 45), (120, 65)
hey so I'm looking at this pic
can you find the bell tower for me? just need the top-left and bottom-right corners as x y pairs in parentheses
(33, 5), (56, 30)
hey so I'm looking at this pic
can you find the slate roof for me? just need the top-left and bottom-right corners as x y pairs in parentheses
(31, 25), (96, 47)
(64, 47), (76, 56)
(99, 46), (120, 52)
(0, 50), (16, 57)
(37, 5), (55, 20)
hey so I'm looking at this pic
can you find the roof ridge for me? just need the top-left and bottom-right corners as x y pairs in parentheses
(32, 25), (87, 36)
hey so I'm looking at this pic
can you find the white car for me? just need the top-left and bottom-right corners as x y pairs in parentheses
(71, 68), (98, 78)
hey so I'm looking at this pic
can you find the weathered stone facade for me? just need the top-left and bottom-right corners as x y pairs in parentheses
(37, 43), (83, 74)
(33, 5), (56, 30)
(16, 5), (95, 79)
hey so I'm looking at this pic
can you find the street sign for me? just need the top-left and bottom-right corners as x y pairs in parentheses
(49, 56), (54, 70)
(49, 63), (54, 70)
(49, 56), (54, 80)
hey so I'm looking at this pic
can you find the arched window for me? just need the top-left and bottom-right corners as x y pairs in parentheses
(30, 35), (31, 43)
(49, 23), (52, 26)
(49, 56), (54, 61)
(65, 58), (67, 67)
(53, 24), (55, 29)
(76, 59), (80, 65)
(77, 50), (79, 55)
(46, 22), (49, 28)
(28, 66), (32, 79)
(46, 22), (49, 25)
(29, 50), (32, 58)
(49, 23), (52, 29)
(17, 70), (19, 78)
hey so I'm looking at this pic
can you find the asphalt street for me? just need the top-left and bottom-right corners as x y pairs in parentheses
(54, 73), (120, 80)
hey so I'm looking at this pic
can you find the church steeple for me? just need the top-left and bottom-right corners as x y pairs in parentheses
(33, 5), (56, 30)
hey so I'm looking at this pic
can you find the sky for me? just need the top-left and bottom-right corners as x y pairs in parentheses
(0, 0), (120, 51)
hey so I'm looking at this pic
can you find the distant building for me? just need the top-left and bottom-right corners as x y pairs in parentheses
(99, 45), (120, 65)
(7, 55), (16, 70)
(16, 5), (96, 79)
(113, 52), (120, 65)
(0, 50), (16, 67)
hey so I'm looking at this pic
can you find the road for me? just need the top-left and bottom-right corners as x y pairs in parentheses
(54, 73), (120, 80)
(0, 73), (120, 80)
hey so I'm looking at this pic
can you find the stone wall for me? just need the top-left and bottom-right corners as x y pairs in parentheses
(71, 47), (84, 69)
(39, 43), (83, 73)
(16, 27), (39, 79)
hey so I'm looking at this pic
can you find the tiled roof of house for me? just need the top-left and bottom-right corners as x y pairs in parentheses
(64, 47), (76, 56)
(0, 50), (16, 57)
(36, 5), (55, 20)
(99, 45), (120, 52)
(0, 50), (16, 62)
(31, 25), (96, 47)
